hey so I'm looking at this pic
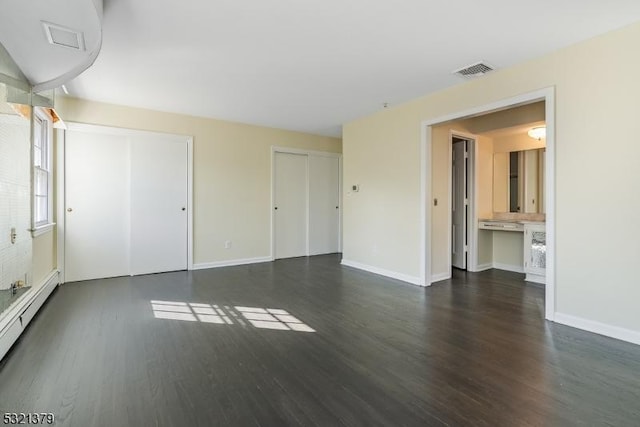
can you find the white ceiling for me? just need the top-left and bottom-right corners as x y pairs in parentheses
(63, 0), (640, 137)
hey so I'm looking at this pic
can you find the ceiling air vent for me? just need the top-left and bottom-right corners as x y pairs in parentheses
(453, 61), (494, 78)
(42, 22), (86, 51)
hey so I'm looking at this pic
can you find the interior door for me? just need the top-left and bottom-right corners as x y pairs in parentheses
(309, 155), (340, 255)
(130, 134), (188, 275)
(65, 130), (130, 282)
(452, 140), (467, 269)
(274, 152), (308, 259)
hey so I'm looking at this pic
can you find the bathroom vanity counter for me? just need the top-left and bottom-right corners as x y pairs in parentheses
(478, 219), (524, 232)
(477, 218), (547, 284)
(479, 216), (545, 231)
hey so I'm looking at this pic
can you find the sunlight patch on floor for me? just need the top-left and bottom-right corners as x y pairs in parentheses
(150, 301), (315, 332)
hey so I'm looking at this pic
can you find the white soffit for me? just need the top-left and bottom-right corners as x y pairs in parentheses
(55, 0), (640, 137)
(0, 0), (102, 91)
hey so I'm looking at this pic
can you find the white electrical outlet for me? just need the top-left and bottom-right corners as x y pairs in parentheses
(225, 240), (232, 249)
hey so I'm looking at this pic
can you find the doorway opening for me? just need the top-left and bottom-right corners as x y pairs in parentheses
(421, 88), (555, 321)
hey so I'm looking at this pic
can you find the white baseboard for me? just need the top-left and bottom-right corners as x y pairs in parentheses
(430, 272), (451, 283)
(0, 270), (59, 361)
(473, 263), (493, 272)
(192, 256), (272, 270)
(341, 259), (423, 286)
(554, 312), (640, 346)
(492, 262), (524, 274)
(525, 273), (545, 284)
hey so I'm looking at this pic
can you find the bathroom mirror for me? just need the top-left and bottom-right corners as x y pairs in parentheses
(493, 148), (545, 213)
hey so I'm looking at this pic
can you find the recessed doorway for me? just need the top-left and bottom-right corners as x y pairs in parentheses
(421, 87), (555, 321)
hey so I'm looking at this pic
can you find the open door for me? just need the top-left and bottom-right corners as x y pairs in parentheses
(452, 138), (467, 270)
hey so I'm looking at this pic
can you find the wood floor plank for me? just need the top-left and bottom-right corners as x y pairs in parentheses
(1, 254), (639, 426)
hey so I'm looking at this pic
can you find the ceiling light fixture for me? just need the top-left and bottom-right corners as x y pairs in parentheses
(528, 126), (546, 140)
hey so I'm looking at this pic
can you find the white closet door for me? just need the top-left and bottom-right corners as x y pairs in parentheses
(65, 131), (130, 282)
(309, 155), (340, 255)
(274, 152), (308, 259)
(130, 134), (188, 275)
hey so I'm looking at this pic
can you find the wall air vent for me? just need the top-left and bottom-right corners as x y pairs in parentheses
(42, 22), (86, 51)
(453, 61), (494, 78)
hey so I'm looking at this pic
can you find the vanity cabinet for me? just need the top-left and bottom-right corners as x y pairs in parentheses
(523, 222), (546, 284)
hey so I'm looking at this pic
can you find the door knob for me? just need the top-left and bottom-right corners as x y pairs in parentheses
(67, 208), (73, 212)
(274, 207), (278, 210)
(181, 207), (186, 211)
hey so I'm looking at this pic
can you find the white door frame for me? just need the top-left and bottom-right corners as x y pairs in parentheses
(420, 87), (556, 321)
(449, 132), (478, 274)
(56, 122), (194, 283)
(270, 146), (343, 260)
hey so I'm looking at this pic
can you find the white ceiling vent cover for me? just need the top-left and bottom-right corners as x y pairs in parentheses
(42, 22), (86, 51)
(453, 61), (494, 78)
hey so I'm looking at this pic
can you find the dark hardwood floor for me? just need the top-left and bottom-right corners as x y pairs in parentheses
(1, 254), (639, 426)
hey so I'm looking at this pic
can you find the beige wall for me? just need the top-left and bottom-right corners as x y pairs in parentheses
(343, 21), (640, 334)
(476, 135), (494, 268)
(56, 97), (341, 266)
(492, 232), (524, 270)
(492, 152), (509, 215)
(342, 106), (422, 277)
(476, 135), (494, 219)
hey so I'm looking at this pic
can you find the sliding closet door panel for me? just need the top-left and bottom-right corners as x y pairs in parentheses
(130, 134), (188, 275)
(309, 155), (340, 255)
(65, 131), (130, 282)
(274, 152), (308, 259)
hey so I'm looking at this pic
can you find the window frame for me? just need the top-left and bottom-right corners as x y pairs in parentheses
(31, 107), (55, 236)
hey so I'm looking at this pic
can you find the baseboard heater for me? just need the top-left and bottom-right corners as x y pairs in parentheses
(0, 271), (59, 361)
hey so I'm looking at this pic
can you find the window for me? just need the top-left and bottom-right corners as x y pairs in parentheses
(32, 108), (54, 234)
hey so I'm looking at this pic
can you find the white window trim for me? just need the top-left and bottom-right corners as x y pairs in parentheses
(31, 107), (55, 236)
(32, 223), (55, 237)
